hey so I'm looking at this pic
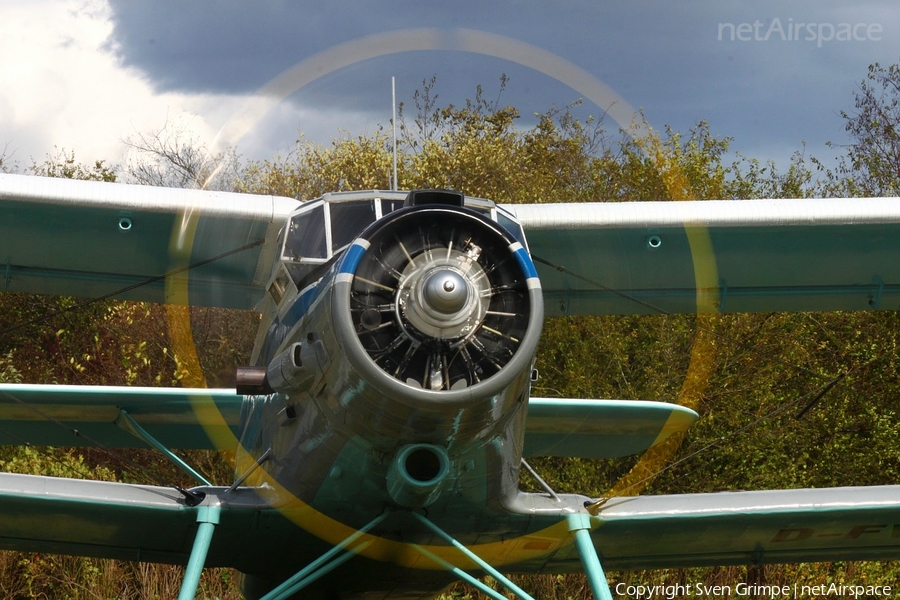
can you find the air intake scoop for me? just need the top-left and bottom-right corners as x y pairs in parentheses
(403, 189), (465, 207)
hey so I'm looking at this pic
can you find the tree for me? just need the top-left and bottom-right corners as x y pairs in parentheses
(822, 61), (900, 197)
(5, 76), (900, 599)
(27, 146), (117, 182)
(123, 117), (242, 191)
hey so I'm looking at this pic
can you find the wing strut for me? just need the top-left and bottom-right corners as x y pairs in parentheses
(568, 514), (614, 600)
(178, 500), (222, 600)
(412, 512), (536, 600)
(116, 409), (212, 486)
(260, 512), (388, 600)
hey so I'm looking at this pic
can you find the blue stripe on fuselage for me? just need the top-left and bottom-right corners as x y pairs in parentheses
(260, 279), (326, 365)
(261, 240), (366, 365)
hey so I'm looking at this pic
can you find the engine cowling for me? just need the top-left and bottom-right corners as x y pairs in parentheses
(331, 204), (543, 444)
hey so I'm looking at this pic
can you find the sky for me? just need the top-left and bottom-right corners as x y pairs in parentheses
(1, 0), (898, 180)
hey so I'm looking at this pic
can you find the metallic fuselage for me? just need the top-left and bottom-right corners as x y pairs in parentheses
(233, 196), (565, 598)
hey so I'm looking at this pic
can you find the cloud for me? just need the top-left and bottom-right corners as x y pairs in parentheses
(0, 0), (224, 167)
(3, 0), (899, 174)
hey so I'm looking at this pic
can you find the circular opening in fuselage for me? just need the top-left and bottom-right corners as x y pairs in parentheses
(405, 447), (442, 483)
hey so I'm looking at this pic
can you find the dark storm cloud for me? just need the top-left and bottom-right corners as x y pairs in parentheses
(101, 2), (721, 129)
(103, 1), (899, 166)
(104, 1), (547, 94)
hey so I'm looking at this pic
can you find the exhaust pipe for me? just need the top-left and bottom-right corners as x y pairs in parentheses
(266, 339), (326, 394)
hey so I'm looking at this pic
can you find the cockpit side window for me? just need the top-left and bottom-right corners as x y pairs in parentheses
(285, 205), (327, 260)
(330, 201), (377, 252)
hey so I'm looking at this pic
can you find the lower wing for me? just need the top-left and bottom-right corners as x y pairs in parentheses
(0, 384), (696, 458)
(2, 384), (895, 590)
(1, 472), (899, 574)
(541, 486), (900, 571)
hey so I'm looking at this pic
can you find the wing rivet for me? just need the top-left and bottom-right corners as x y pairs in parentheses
(118, 217), (133, 231)
(647, 235), (662, 249)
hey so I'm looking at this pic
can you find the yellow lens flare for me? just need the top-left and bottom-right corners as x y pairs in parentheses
(162, 29), (722, 563)
(165, 208), (239, 463)
(604, 133), (721, 500)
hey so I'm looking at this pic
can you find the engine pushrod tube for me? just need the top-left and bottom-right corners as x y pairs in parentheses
(413, 512), (535, 600)
(260, 512), (388, 600)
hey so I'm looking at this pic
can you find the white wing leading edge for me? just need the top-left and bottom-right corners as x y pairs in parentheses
(509, 199), (900, 316)
(0, 173), (298, 309)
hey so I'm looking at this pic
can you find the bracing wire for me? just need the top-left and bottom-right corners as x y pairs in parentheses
(0, 238), (263, 339)
(527, 253), (880, 511)
(0, 239), (264, 503)
(531, 253), (835, 383)
(586, 358), (879, 513)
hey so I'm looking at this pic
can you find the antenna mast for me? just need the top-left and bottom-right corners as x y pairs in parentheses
(392, 76), (398, 191)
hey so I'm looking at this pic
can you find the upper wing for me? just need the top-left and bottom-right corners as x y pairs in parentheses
(0, 173), (297, 309)
(507, 199), (900, 316)
(8, 176), (896, 316)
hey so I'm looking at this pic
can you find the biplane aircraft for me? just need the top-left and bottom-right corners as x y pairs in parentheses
(2, 172), (900, 599)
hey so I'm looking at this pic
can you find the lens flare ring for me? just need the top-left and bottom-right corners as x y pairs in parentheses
(165, 27), (718, 566)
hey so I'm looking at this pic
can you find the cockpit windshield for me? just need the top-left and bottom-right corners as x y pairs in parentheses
(276, 190), (526, 293)
(330, 200), (377, 251)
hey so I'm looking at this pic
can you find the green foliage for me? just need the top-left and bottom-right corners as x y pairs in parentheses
(729, 148), (818, 199)
(816, 62), (900, 197)
(0, 293), (257, 390)
(27, 146), (117, 182)
(240, 76), (619, 203)
(239, 76), (816, 206)
(0, 551), (241, 600)
(5, 63), (900, 598)
(240, 130), (395, 199)
(0, 350), (22, 384)
(0, 446), (116, 481)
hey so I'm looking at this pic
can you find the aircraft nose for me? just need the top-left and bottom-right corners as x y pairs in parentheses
(422, 269), (468, 314)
